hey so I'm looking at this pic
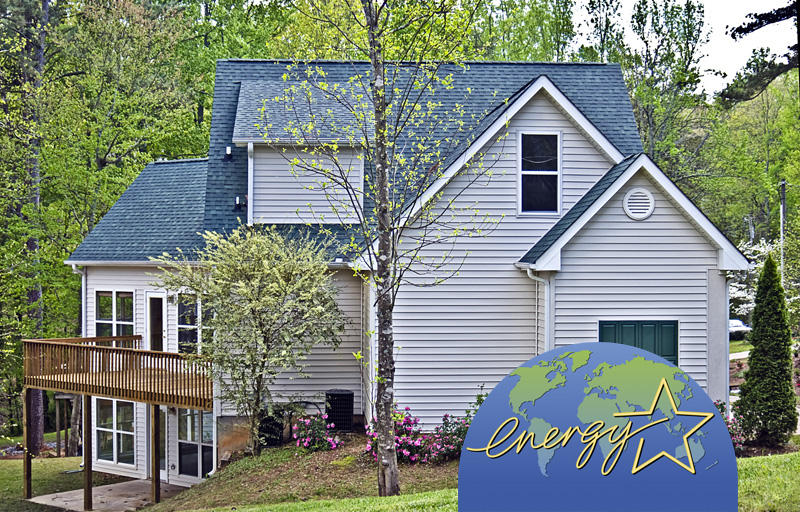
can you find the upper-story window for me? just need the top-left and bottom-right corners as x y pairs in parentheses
(519, 133), (560, 214)
(178, 294), (208, 354)
(96, 291), (133, 337)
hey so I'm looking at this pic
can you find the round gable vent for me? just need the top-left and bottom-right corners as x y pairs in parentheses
(623, 187), (655, 220)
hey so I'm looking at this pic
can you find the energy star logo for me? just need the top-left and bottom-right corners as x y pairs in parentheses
(458, 343), (737, 512)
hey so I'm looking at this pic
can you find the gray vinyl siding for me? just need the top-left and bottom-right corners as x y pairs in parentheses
(86, 266), (172, 481)
(85, 266), (363, 482)
(391, 92), (613, 427)
(271, 271), (365, 415)
(552, 173), (719, 389)
(252, 146), (362, 224)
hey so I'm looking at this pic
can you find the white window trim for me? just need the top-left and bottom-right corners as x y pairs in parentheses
(517, 130), (562, 217)
(95, 290), (134, 341)
(177, 293), (204, 355)
(177, 408), (216, 478)
(95, 398), (136, 467)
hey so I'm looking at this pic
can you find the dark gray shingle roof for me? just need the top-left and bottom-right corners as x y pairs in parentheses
(68, 159), (208, 262)
(518, 154), (642, 265)
(72, 60), (644, 263)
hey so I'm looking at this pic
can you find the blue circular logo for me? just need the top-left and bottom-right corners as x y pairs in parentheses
(459, 343), (737, 511)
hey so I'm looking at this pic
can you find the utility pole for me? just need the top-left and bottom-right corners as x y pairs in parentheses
(779, 179), (786, 287)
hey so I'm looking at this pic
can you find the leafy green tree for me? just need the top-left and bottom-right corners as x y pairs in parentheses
(475, 0), (575, 62)
(737, 254), (798, 447)
(577, 0), (626, 62)
(154, 226), (346, 456)
(625, 0), (708, 170)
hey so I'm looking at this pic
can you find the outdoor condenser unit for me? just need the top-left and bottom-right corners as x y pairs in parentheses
(325, 389), (354, 432)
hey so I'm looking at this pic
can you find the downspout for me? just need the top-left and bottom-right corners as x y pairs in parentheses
(247, 142), (254, 225)
(726, 276), (733, 416)
(71, 264), (86, 337)
(526, 268), (550, 352)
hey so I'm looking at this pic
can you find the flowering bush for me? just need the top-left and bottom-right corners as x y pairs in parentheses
(292, 413), (339, 452)
(366, 404), (476, 463)
(366, 406), (430, 463)
(715, 400), (745, 451)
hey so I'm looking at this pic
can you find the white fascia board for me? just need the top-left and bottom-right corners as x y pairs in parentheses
(400, 76), (625, 226)
(527, 153), (749, 272)
(63, 260), (176, 267)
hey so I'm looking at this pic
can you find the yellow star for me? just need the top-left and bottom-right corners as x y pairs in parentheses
(613, 377), (715, 475)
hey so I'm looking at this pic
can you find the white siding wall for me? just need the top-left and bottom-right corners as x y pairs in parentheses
(86, 266), (172, 480)
(391, 92), (613, 426)
(271, 270), (365, 415)
(252, 146), (362, 224)
(553, 173), (719, 389)
(85, 266), (364, 480)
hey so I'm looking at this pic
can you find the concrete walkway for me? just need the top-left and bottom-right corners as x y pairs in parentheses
(28, 479), (186, 512)
(730, 350), (750, 360)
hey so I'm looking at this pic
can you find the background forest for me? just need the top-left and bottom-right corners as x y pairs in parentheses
(0, 0), (797, 437)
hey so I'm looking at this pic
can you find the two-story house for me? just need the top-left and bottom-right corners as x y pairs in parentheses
(27, 60), (747, 495)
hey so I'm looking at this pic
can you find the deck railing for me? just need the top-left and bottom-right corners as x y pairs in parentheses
(23, 336), (213, 411)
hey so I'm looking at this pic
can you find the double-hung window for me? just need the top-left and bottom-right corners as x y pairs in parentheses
(178, 294), (207, 354)
(95, 291), (133, 337)
(96, 399), (135, 465)
(519, 133), (560, 214)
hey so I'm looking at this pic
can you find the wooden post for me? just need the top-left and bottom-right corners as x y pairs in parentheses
(83, 395), (92, 511)
(22, 388), (32, 499)
(64, 398), (70, 457)
(55, 398), (60, 458)
(151, 404), (161, 504)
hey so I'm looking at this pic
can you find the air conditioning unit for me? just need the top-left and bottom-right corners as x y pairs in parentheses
(325, 389), (354, 432)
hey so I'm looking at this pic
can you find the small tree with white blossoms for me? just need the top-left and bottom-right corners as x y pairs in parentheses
(154, 225), (346, 455)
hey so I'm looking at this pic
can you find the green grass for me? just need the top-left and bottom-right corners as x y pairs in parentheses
(730, 339), (754, 355)
(738, 451), (800, 511)
(206, 489), (458, 512)
(0, 432), (60, 450)
(0, 456), (130, 512)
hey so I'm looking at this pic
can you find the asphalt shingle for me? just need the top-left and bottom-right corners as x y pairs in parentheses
(68, 159), (208, 262)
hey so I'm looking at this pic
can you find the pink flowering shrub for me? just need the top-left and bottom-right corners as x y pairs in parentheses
(292, 413), (339, 452)
(714, 399), (744, 451)
(365, 405), (473, 464)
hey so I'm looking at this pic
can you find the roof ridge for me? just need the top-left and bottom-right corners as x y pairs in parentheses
(219, 58), (616, 67)
(152, 157), (209, 165)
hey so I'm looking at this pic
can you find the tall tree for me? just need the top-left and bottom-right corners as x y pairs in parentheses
(625, 0), (708, 171)
(271, 0), (498, 496)
(474, 0), (575, 62)
(577, 0), (626, 62)
(721, 0), (798, 105)
(736, 255), (798, 447)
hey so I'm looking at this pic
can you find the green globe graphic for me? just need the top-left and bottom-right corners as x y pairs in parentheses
(459, 342), (737, 512)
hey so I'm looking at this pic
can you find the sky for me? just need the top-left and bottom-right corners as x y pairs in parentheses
(576, 0), (797, 94)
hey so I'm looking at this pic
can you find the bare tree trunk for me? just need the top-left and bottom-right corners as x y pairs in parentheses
(362, 0), (400, 497)
(22, 0), (49, 457)
(68, 397), (81, 456)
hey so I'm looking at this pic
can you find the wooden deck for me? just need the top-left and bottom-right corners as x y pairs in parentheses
(23, 336), (213, 411)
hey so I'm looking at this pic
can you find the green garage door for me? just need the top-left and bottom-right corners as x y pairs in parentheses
(599, 321), (678, 365)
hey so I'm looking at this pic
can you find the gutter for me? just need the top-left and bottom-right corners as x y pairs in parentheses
(525, 267), (551, 352)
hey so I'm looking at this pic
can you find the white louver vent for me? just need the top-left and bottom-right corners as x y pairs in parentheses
(623, 188), (655, 220)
